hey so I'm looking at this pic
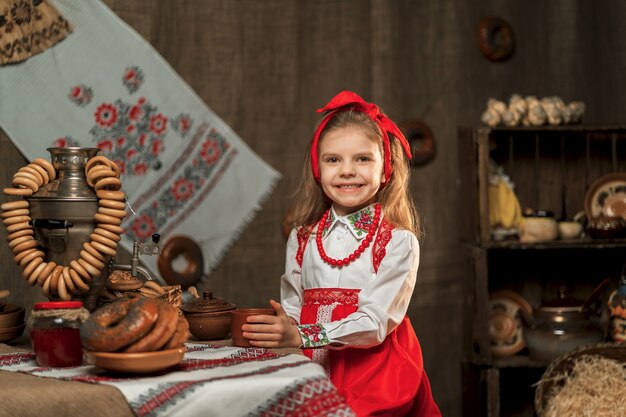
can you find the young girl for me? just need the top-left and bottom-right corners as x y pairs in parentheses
(241, 91), (441, 417)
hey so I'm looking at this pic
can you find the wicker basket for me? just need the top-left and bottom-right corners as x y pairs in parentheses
(534, 342), (626, 417)
(159, 285), (182, 310)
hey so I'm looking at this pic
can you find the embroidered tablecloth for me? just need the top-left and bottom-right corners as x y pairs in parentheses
(0, 0), (280, 276)
(0, 343), (354, 417)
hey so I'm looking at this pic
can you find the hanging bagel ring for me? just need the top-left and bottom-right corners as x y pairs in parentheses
(157, 235), (204, 288)
(478, 16), (515, 62)
(398, 119), (436, 167)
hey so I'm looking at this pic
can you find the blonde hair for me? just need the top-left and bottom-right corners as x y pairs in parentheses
(287, 109), (420, 236)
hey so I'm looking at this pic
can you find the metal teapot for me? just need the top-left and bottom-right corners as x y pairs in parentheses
(521, 281), (609, 362)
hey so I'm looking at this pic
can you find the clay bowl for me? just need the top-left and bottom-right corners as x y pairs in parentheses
(0, 304), (26, 328)
(184, 310), (233, 341)
(0, 322), (26, 343)
(230, 308), (276, 348)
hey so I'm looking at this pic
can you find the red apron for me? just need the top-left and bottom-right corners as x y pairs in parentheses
(300, 288), (442, 417)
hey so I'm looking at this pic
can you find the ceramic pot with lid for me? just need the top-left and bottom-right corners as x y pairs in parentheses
(181, 290), (236, 340)
(521, 287), (606, 362)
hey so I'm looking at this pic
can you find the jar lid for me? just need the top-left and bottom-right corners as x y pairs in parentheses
(181, 290), (235, 313)
(34, 301), (84, 310)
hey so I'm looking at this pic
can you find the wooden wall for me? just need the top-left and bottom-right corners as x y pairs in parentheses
(2, 1), (626, 415)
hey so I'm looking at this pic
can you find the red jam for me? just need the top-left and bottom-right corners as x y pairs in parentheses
(29, 301), (85, 367)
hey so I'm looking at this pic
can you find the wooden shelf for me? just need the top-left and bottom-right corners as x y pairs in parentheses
(487, 237), (626, 250)
(458, 126), (625, 417)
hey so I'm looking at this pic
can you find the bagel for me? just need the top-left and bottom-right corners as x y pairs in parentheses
(478, 16), (515, 62)
(90, 232), (118, 249)
(14, 247), (39, 265)
(96, 189), (126, 201)
(83, 241), (107, 261)
(7, 228), (33, 241)
(32, 158), (56, 180)
(37, 261), (57, 286)
(69, 267), (90, 292)
(84, 155), (112, 174)
(22, 257), (43, 282)
(62, 267), (77, 293)
(1, 200), (29, 211)
(26, 163), (49, 184)
(27, 261), (48, 287)
(98, 199), (126, 210)
(93, 227), (121, 242)
(94, 177), (122, 191)
(123, 299), (179, 353)
(157, 236), (204, 288)
(96, 223), (125, 235)
(80, 297), (159, 352)
(12, 176), (39, 192)
(70, 259), (91, 281)
(13, 171), (41, 187)
(12, 238), (38, 254)
(7, 221), (31, 233)
(80, 249), (105, 270)
(94, 212), (122, 226)
(3, 187), (33, 196)
(18, 166), (44, 185)
(4, 215), (31, 226)
(8, 235), (34, 250)
(1, 208), (29, 219)
(165, 315), (190, 349)
(90, 240), (117, 257)
(97, 206), (127, 219)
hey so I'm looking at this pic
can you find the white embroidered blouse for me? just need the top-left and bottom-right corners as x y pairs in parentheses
(281, 204), (420, 349)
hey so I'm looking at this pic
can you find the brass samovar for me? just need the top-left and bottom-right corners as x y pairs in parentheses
(26, 147), (106, 310)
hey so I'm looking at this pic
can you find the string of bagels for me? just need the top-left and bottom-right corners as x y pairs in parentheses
(2, 155), (126, 300)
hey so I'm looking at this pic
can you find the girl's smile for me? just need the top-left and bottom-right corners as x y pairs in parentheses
(318, 126), (385, 216)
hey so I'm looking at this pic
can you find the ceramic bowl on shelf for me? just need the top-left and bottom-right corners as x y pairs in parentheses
(586, 215), (626, 239)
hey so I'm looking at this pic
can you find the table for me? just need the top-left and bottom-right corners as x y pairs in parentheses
(0, 341), (354, 417)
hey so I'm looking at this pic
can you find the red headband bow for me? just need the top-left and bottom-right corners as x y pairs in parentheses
(310, 91), (412, 182)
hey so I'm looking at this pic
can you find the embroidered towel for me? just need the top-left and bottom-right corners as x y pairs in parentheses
(0, 344), (355, 417)
(0, 0), (280, 277)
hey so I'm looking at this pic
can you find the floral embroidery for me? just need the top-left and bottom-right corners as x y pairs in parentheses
(68, 85), (93, 107)
(122, 66), (144, 94)
(346, 206), (374, 237)
(172, 114), (193, 137)
(298, 324), (330, 348)
(90, 96), (167, 176)
(52, 136), (79, 148)
(94, 103), (118, 128)
(124, 128), (230, 241)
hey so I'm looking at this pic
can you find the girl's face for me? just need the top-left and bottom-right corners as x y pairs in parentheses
(318, 125), (385, 216)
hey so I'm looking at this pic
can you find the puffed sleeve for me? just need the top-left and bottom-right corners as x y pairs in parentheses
(298, 229), (420, 349)
(280, 228), (304, 323)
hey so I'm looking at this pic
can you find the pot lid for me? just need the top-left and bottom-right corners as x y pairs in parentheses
(540, 289), (583, 312)
(181, 290), (236, 313)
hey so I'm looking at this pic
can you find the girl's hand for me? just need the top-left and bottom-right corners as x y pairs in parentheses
(241, 299), (302, 348)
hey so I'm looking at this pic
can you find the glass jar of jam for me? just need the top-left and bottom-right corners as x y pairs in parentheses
(29, 301), (88, 367)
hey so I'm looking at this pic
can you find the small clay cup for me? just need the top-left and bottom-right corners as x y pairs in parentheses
(230, 308), (276, 347)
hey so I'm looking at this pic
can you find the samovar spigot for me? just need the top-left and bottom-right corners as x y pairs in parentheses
(108, 233), (166, 285)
